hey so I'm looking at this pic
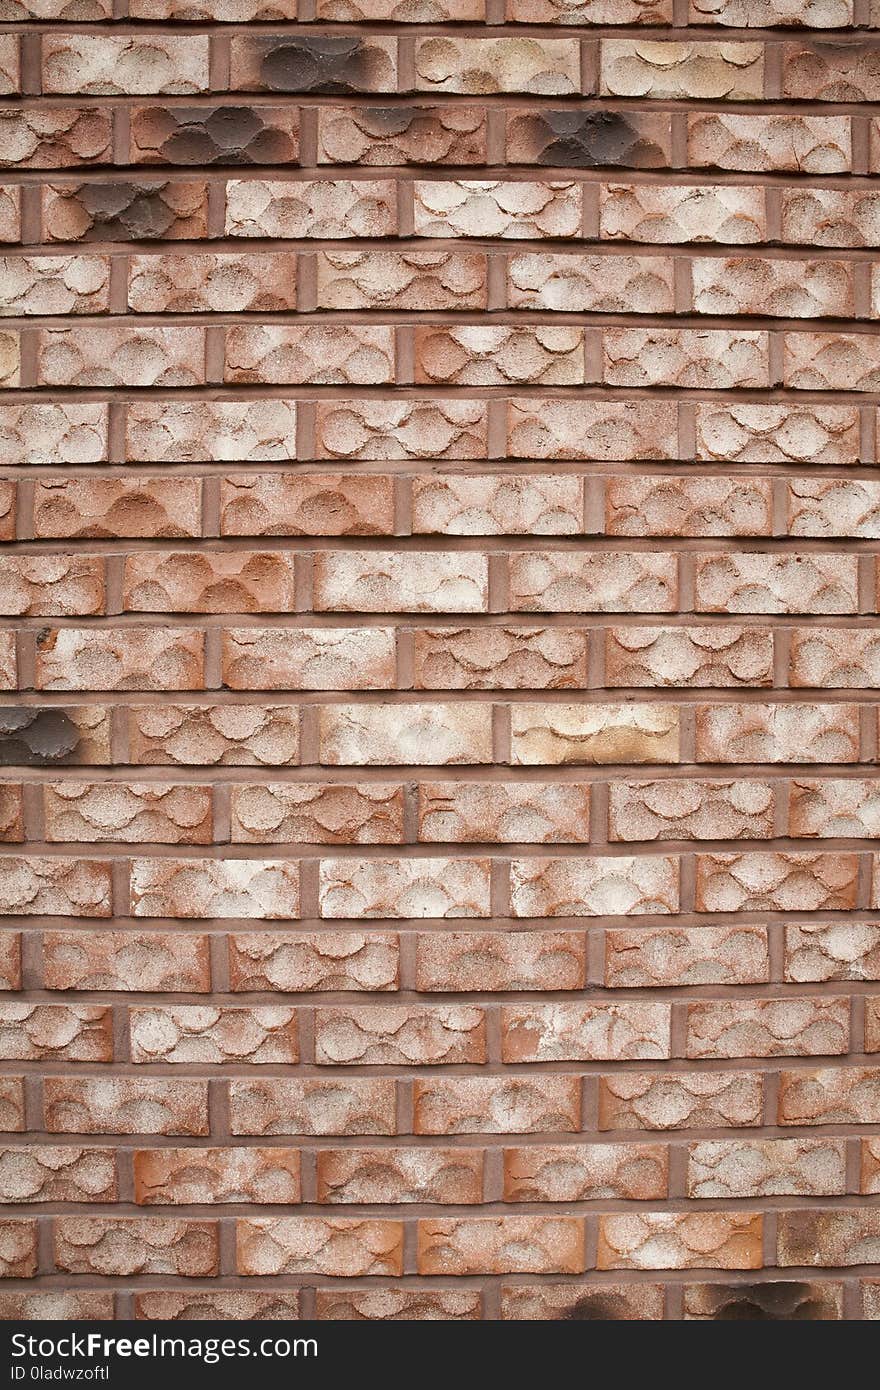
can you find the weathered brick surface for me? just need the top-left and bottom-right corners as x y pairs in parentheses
(0, 0), (875, 1323)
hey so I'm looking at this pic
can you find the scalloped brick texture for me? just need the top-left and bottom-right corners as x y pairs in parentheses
(0, 0), (875, 1325)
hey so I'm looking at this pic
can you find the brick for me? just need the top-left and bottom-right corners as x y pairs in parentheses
(501, 1283), (665, 1320)
(508, 399), (677, 460)
(129, 1006), (298, 1064)
(313, 550), (488, 613)
(600, 182), (765, 244)
(317, 107), (486, 167)
(0, 708), (111, 767)
(785, 333), (880, 392)
(0, 186), (19, 243)
(0, 109), (113, 171)
(0, 404), (107, 466)
(683, 1281), (843, 1320)
(319, 704), (493, 765)
(230, 1078), (396, 1135)
(778, 1210), (880, 1268)
(0, 255), (110, 315)
(781, 187), (880, 247)
(42, 38), (207, 95)
(695, 851), (858, 912)
(231, 783), (404, 844)
(0, 329), (18, 385)
(694, 0), (852, 22)
(134, 1148), (300, 1205)
(226, 179), (396, 238)
(790, 779), (880, 837)
(229, 932), (399, 992)
(504, 1143), (668, 1202)
(225, 325), (393, 386)
(0, 1293), (113, 1320)
(601, 40), (764, 100)
(0, 556), (104, 618)
(0, 1221), (37, 1278)
(693, 257), (854, 319)
(314, 1005), (486, 1065)
(43, 931), (210, 992)
(35, 628), (204, 691)
(34, 478), (202, 540)
(785, 922), (880, 982)
(128, 704), (300, 767)
(412, 474), (582, 536)
(694, 553), (857, 615)
(778, 1067), (880, 1125)
(316, 399), (487, 460)
(319, 857), (490, 919)
(418, 1217), (584, 1275)
(0, 857), (110, 917)
(412, 1075), (582, 1135)
(687, 997), (850, 1059)
(606, 626), (773, 688)
(860, 1138), (880, 1194)
(130, 107), (299, 167)
(783, 41), (880, 101)
(230, 37), (397, 94)
(128, 253), (297, 313)
(688, 112), (852, 173)
(130, 858), (300, 919)
(0, 1147), (117, 1203)
(597, 1212), (762, 1270)
(315, 249), (487, 310)
(416, 930), (586, 991)
(415, 326), (584, 387)
(695, 702), (860, 763)
(0, 793), (22, 846)
(123, 551), (296, 615)
(507, 252), (675, 313)
(509, 0), (671, 18)
(507, 110), (671, 169)
(317, 1148), (483, 1204)
(44, 1077), (209, 1135)
(315, 1289), (480, 1320)
(134, 1291), (300, 1320)
(688, 1138), (846, 1199)
(603, 328), (769, 389)
(867, 997), (880, 1051)
(508, 552), (678, 613)
(417, 781), (591, 843)
(130, 0), (297, 14)
(413, 180), (581, 239)
(510, 703), (679, 765)
(43, 781), (212, 844)
(0, 39), (18, 97)
(127, 401), (296, 462)
(221, 473), (394, 537)
(501, 1001), (671, 1061)
(55, 1218), (218, 1277)
(605, 925), (769, 987)
(0, 1004), (111, 1060)
(413, 626), (589, 690)
(414, 39), (580, 96)
(511, 855), (679, 918)
(237, 1218), (403, 1277)
(598, 1071), (763, 1131)
(222, 628), (395, 691)
(790, 628), (880, 688)
(0, 1078), (24, 1133)
(0, 636), (14, 692)
(607, 478), (768, 540)
(789, 479), (880, 538)
(695, 403), (860, 464)
(38, 326), (205, 388)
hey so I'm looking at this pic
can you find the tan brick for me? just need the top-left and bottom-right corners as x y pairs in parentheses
(781, 187), (880, 247)
(0, 1147), (116, 1204)
(55, 1218), (218, 1277)
(226, 179), (396, 238)
(414, 180), (581, 239)
(42, 1077), (209, 1135)
(316, 399), (487, 460)
(43, 781), (212, 844)
(317, 107), (486, 168)
(603, 327), (769, 389)
(695, 851), (858, 911)
(128, 705), (300, 767)
(778, 1067), (880, 1126)
(696, 403), (861, 464)
(232, 783), (403, 844)
(313, 550), (488, 614)
(508, 399), (677, 460)
(315, 1288), (481, 1320)
(123, 551), (297, 615)
(784, 332), (880, 392)
(507, 252), (674, 313)
(687, 997), (850, 1059)
(605, 925), (769, 988)
(508, 551), (678, 613)
(598, 1071), (763, 1131)
(222, 628), (395, 692)
(414, 38), (580, 95)
(0, 109), (113, 171)
(510, 703), (679, 765)
(319, 857), (490, 919)
(597, 1212), (762, 1270)
(0, 1220), (37, 1278)
(600, 182), (766, 243)
(128, 253), (297, 313)
(237, 1218), (403, 1277)
(130, 858), (300, 919)
(416, 930), (586, 992)
(43, 931), (210, 992)
(319, 703), (493, 765)
(783, 41), (880, 101)
(417, 781), (591, 843)
(413, 1075), (582, 1135)
(609, 779), (774, 842)
(413, 626), (589, 690)
(412, 474), (582, 536)
(0, 255), (110, 315)
(37, 326), (204, 388)
(42, 37), (209, 95)
(127, 401), (297, 463)
(134, 1291), (300, 1320)
(601, 40), (764, 100)
(688, 1139), (846, 1199)
(0, 1004), (112, 1062)
(502, 1001), (671, 1061)
(34, 478), (202, 540)
(229, 932), (399, 992)
(221, 473), (394, 537)
(418, 1217), (584, 1275)
(785, 922), (880, 983)
(688, 111), (852, 173)
(129, 1006), (299, 1065)
(317, 1148), (483, 1204)
(790, 628), (880, 688)
(788, 479), (880, 537)
(0, 556), (104, 618)
(230, 1078), (396, 1136)
(415, 325), (584, 387)
(315, 1005), (486, 1065)
(224, 325), (394, 386)
(790, 779), (880, 838)
(695, 702), (860, 763)
(36, 627), (204, 692)
(315, 249), (487, 310)
(0, 857), (110, 917)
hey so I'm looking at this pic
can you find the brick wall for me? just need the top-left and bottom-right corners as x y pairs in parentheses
(0, 0), (878, 1323)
